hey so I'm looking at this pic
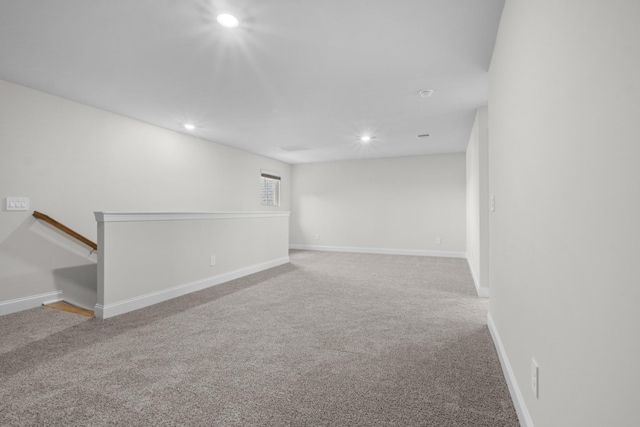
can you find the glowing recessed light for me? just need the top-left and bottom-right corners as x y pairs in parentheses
(183, 123), (196, 131)
(217, 13), (239, 28)
(360, 135), (372, 143)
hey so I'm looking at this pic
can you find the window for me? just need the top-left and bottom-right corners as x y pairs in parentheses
(260, 171), (281, 207)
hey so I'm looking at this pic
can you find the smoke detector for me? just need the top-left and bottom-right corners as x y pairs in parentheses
(419, 89), (434, 98)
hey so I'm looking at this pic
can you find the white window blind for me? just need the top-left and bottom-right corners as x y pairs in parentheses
(261, 171), (281, 207)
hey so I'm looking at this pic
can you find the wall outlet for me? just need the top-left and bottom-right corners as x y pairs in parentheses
(210, 255), (216, 266)
(435, 237), (441, 245)
(315, 234), (320, 240)
(531, 358), (539, 398)
(490, 194), (496, 212)
(5, 197), (29, 211)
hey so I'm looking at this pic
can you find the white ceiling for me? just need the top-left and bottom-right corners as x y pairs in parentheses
(0, 0), (504, 164)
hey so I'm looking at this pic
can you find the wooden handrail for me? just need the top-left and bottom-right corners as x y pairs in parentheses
(33, 211), (98, 251)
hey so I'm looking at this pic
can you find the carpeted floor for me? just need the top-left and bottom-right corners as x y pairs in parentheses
(0, 250), (519, 426)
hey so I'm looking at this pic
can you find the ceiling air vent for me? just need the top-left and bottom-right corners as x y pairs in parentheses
(417, 133), (431, 139)
(278, 146), (311, 152)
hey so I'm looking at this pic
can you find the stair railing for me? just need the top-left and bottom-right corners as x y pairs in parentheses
(32, 211), (98, 252)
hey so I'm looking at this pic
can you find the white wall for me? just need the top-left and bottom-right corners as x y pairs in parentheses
(290, 154), (466, 256)
(95, 212), (289, 318)
(0, 80), (290, 312)
(488, 1), (640, 426)
(466, 107), (489, 296)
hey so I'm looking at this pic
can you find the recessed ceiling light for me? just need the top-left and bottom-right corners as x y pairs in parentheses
(360, 135), (372, 143)
(419, 89), (434, 98)
(183, 123), (195, 131)
(217, 13), (239, 28)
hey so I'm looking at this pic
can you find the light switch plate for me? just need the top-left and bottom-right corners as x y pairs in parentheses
(6, 197), (29, 211)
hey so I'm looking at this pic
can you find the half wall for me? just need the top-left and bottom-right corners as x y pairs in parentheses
(95, 211), (289, 319)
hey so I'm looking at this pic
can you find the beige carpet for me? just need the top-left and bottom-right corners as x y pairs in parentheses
(0, 250), (519, 426)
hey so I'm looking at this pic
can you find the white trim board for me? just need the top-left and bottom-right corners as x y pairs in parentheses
(467, 257), (489, 298)
(0, 291), (63, 316)
(94, 211), (290, 223)
(289, 244), (466, 259)
(487, 312), (534, 427)
(95, 256), (289, 319)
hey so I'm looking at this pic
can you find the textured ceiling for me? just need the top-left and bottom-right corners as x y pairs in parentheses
(0, 0), (504, 164)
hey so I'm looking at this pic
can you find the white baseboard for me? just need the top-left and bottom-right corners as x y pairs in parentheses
(95, 256), (289, 319)
(0, 291), (63, 316)
(466, 257), (489, 298)
(487, 312), (534, 427)
(289, 244), (466, 259)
